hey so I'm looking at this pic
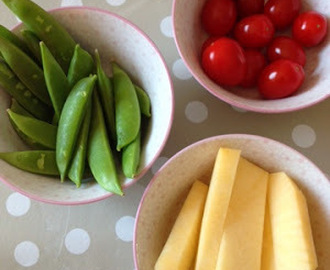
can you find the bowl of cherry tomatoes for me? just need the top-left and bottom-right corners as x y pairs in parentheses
(172, 0), (329, 113)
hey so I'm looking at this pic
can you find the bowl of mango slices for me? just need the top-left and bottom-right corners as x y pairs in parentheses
(134, 134), (330, 270)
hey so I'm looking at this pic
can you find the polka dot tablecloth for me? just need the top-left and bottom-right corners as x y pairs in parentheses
(0, 0), (329, 269)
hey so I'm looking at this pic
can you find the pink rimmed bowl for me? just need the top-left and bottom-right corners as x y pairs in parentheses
(134, 134), (330, 270)
(0, 7), (174, 205)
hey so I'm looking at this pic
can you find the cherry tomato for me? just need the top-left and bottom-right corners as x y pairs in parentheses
(201, 37), (247, 86)
(264, 0), (301, 29)
(201, 36), (220, 53)
(240, 49), (266, 88)
(234, 15), (275, 48)
(292, 11), (328, 47)
(201, 0), (237, 36)
(267, 36), (306, 66)
(236, 0), (264, 18)
(258, 59), (305, 99)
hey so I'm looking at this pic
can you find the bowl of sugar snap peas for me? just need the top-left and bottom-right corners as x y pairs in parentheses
(0, 0), (174, 204)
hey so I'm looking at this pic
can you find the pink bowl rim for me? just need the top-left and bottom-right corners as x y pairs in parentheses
(133, 133), (329, 269)
(0, 6), (174, 206)
(171, 0), (330, 114)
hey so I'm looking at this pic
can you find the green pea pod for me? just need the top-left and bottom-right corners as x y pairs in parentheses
(0, 59), (52, 121)
(10, 98), (33, 117)
(20, 29), (42, 63)
(68, 100), (92, 188)
(67, 44), (94, 89)
(87, 91), (123, 195)
(122, 130), (141, 179)
(95, 49), (116, 143)
(0, 24), (30, 55)
(2, 0), (76, 72)
(56, 75), (96, 181)
(0, 150), (59, 176)
(135, 84), (151, 117)
(40, 41), (69, 124)
(0, 35), (51, 105)
(7, 109), (57, 149)
(112, 62), (140, 151)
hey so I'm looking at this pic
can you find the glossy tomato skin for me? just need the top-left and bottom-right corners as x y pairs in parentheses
(201, 37), (247, 86)
(267, 36), (306, 66)
(292, 11), (328, 47)
(234, 14), (275, 48)
(236, 0), (264, 18)
(264, 0), (301, 29)
(258, 59), (305, 99)
(240, 49), (267, 88)
(201, 0), (237, 36)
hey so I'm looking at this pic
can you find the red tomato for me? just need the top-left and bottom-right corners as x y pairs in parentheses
(267, 36), (306, 66)
(201, 37), (247, 86)
(201, 36), (221, 53)
(236, 0), (264, 18)
(240, 49), (267, 88)
(264, 0), (301, 29)
(201, 0), (237, 36)
(234, 15), (275, 48)
(292, 11), (328, 47)
(258, 59), (305, 99)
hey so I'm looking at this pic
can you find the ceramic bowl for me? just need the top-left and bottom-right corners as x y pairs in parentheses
(172, 0), (330, 113)
(134, 134), (330, 270)
(0, 7), (174, 204)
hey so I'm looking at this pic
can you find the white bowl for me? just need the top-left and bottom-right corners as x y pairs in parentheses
(172, 0), (330, 113)
(0, 7), (174, 205)
(134, 134), (330, 270)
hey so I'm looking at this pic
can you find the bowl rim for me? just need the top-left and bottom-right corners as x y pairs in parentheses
(171, 0), (330, 113)
(133, 133), (330, 269)
(0, 6), (175, 206)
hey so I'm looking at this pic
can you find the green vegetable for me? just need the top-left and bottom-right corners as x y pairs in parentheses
(56, 75), (96, 181)
(95, 49), (116, 143)
(20, 29), (42, 63)
(68, 100), (92, 187)
(2, 0), (76, 72)
(135, 84), (151, 117)
(0, 24), (30, 54)
(87, 90), (123, 195)
(0, 35), (51, 105)
(7, 109), (57, 149)
(40, 41), (69, 124)
(10, 98), (33, 117)
(67, 44), (94, 89)
(0, 58), (52, 121)
(112, 62), (140, 151)
(122, 130), (141, 178)
(0, 150), (59, 175)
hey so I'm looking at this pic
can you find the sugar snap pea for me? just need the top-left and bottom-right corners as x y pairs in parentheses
(56, 75), (96, 181)
(2, 0), (76, 72)
(68, 100), (92, 188)
(7, 109), (57, 149)
(21, 29), (42, 63)
(0, 35), (51, 105)
(10, 98), (33, 117)
(0, 24), (30, 55)
(95, 50), (116, 143)
(40, 41), (69, 124)
(0, 150), (59, 176)
(0, 58), (52, 121)
(122, 130), (141, 179)
(67, 44), (94, 89)
(112, 62), (140, 151)
(135, 84), (151, 117)
(87, 91), (123, 195)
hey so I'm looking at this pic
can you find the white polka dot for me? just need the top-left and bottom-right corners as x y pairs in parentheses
(172, 59), (192, 80)
(232, 106), (247, 113)
(106, 0), (126, 6)
(14, 241), (39, 267)
(115, 216), (135, 242)
(60, 0), (83, 6)
(6, 192), (31, 217)
(292, 124), (316, 148)
(65, 228), (90, 255)
(185, 101), (208, 123)
(160, 16), (173, 38)
(151, 156), (169, 175)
